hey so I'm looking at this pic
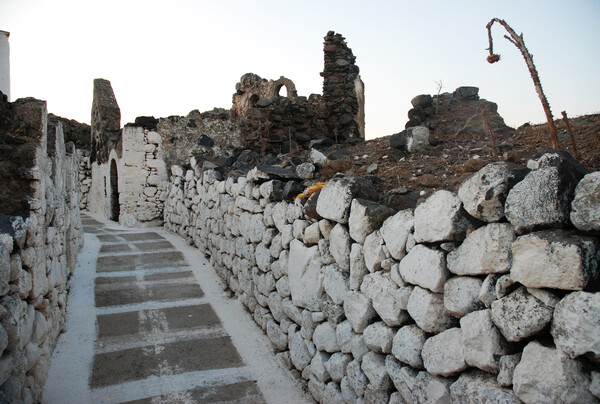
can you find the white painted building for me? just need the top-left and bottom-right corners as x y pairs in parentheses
(0, 30), (9, 100)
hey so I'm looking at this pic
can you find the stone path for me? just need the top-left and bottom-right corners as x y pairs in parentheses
(43, 214), (311, 404)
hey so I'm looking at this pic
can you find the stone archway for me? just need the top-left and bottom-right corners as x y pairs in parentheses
(269, 77), (298, 99)
(109, 159), (120, 221)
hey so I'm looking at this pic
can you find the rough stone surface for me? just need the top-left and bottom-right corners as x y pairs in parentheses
(513, 341), (596, 404)
(348, 199), (394, 244)
(447, 223), (515, 275)
(460, 309), (511, 373)
(343, 291), (376, 333)
(316, 177), (377, 224)
(329, 224), (351, 272)
(399, 244), (448, 293)
(349, 243), (368, 291)
(510, 230), (600, 290)
(347, 359), (369, 398)
(288, 239), (323, 311)
(363, 322), (395, 353)
(407, 286), (456, 333)
(325, 352), (352, 383)
(551, 291), (600, 358)
(412, 371), (452, 404)
(361, 272), (411, 327)
(443, 276), (483, 318)
(505, 167), (578, 234)
(391, 324), (426, 369)
(380, 209), (414, 261)
(414, 190), (478, 243)
(490, 287), (554, 342)
(421, 328), (467, 377)
(361, 352), (390, 390)
(450, 370), (521, 403)
(458, 162), (527, 222)
(323, 264), (349, 305)
(313, 322), (340, 353)
(497, 353), (521, 387)
(362, 230), (386, 273)
(571, 172), (600, 233)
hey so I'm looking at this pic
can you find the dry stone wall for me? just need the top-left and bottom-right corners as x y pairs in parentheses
(0, 97), (83, 403)
(164, 151), (599, 403)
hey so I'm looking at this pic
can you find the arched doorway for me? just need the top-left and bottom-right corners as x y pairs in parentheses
(109, 159), (120, 221)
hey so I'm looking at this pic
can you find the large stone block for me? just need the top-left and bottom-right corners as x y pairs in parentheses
(323, 264), (349, 305)
(361, 352), (391, 390)
(450, 370), (521, 403)
(343, 291), (376, 333)
(490, 287), (554, 342)
(510, 230), (600, 290)
(316, 177), (377, 224)
(362, 230), (386, 273)
(392, 324), (427, 369)
(329, 224), (351, 271)
(363, 321), (395, 353)
(407, 286), (456, 333)
(505, 167), (578, 234)
(313, 322), (340, 353)
(380, 209), (414, 261)
(460, 309), (511, 372)
(570, 171), (600, 233)
(421, 328), (467, 377)
(443, 276), (483, 318)
(414, 190), (478, 243)
(361, 272), (412, 327)
(551, 291), (600, 359)
(513, 341), (596, 403)
(348, 199), (394, 244)
(399, 244), (448, 293)
(447, 223), (515, 275)
(458, 162), (527, 222)
(288, 239), (324, 311)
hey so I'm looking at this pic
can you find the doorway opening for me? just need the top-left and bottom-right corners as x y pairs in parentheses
(109, 159), (120, 221)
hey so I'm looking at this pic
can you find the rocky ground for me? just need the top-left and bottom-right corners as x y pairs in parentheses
(311, 111), (600, 205)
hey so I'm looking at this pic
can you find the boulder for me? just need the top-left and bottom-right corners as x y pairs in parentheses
(361, 352), (391, 389)
(458, 162), (527, 222)
(497, 353), (521, 387)
(411, 94), (433, 108)
(399, 244), (449, 293)
(380, 209), (414, 260)
(443, 276), (483, 318)
(363, 230), (386, 272)
(347, 359), (369, 398)
(513, 341), (596, 403)
(340, 377), (359, 403)
(322, 382), (344, 403)
(460, 309), (511, 373)
(421, 328), (468, 377)
(349, 243), (368, 290)
(303, 222), (320, 245)
(289, 331), (313, 371)
(362, 272), (412, 327)
(570, 172), (600, 233)
(329, 224), (351, 272)
(490, 287), (554, 342)
(313, 322), (340, 353)
(551, 291), (600, 359)
(510, 230), (600, 290)
(335, 321), (354, 354)
(363, 321), (395, 353)
(447, 223), (515, 275)
(309, 148), (327, 167)
(296, 162), (315, 179)
(316, 177), (378, 224)
(454, 86), (479, 99)
(310, 351), (331, 383)
(323, 264), (349, 305)
(414, 190), (478, 243)
(407, 286), (457, 333)
(343, 291), (376, 333)
(412, 372), (453, 404)
(505, 167), (579, 234)
(392, 324), (427, 369)
(450, 370), (521, 403)
(325, 352), (352, 383)
(348, 199), (395, 244)
(287, 239), (324, 311)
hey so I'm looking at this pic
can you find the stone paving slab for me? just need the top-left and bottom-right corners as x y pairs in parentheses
(90, 336), (244, 388)
(121, 380), (265, 404)
(94, 278), (204, 307)
(96, 251), (187, 272)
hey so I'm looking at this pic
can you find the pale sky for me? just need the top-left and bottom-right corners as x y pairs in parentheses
(1, 0), (599, 139)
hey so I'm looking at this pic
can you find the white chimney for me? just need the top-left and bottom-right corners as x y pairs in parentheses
(0, 31), (9, 100)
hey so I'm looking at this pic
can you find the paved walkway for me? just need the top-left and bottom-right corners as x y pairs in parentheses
(43, 213), (311, 404)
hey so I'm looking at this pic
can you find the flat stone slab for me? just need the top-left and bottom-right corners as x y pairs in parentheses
(116, 232), (166, 242)
(121, 380), (265, 404)
(97, 304), (221, 339)
(96, 251), (187, 272)
(134, 240), (175, 251)
(90, 336), (244, 388)
(95, 277), (204, 307)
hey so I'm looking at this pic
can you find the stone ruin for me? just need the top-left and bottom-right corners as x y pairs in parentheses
(1, 30), (600, 403)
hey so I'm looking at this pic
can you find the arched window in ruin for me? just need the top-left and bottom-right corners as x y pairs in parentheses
(269, 77), (298, 99)
(109, 159), (120, 222)
(249, 93), (260, 107)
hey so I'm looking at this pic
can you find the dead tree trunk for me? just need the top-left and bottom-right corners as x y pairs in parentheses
(486, 18), (560, 149)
